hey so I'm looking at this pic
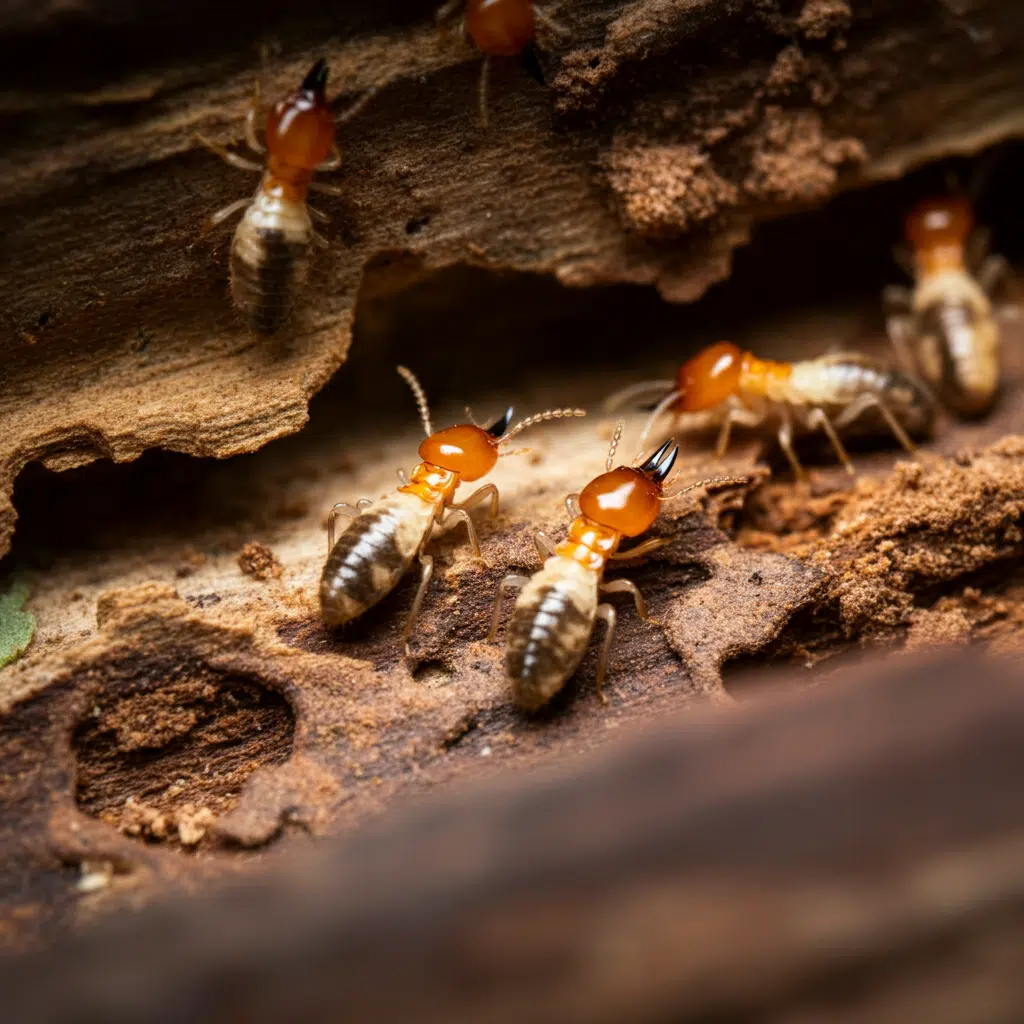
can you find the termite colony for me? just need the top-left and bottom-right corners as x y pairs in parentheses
(184, 36), (1013, 711)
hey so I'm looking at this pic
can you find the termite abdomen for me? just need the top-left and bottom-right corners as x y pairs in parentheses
(320, 498), (429, 628)
(506, 567), (597, 710)
(917, 300), (997, 416)
(231, 225), (311, 334)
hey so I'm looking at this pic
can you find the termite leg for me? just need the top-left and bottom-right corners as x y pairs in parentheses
(977, 253), (1010, 296)
(534, 6), (569, 39)
(486, 574), (530, 641)
(336, 84), (383, 127)
(534, 530), (556, 561)
(244, 83), (265, 154)
(403, 553), (435, 657)
(478, 55), (492, 129)
(565, 493), (581, 519)
(309, 182), (345, 197)
(312, 229), (329, 250)
(806, 407), (855, 476)
(439, 507), (487, 563)
(308, 205), (330, 224)
(715, 414), (734, 459)
(885, 314), (919, 376)
(327, 501), (368, 551)
(837, 395), (917, 455)
(194, 133), (263, 173)
(600, 578), (648, 619)
(202, 197), (250, 235)
(776, 418), (808, 481)
(608, 537), (670, 562)
(715, 403), (761, 459)
(396, 468), (409, 486)
(882, 284), (913, 314)
(594, 603), (618, 703)
(316, 147), (342, 173)
(435, 0), (463, 26)
(966, 227), (992, 272)
(455, 483), (499, 518)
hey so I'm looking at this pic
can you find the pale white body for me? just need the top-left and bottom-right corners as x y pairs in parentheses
(230, 181), (314, 334)
(910, 269), (999, 415)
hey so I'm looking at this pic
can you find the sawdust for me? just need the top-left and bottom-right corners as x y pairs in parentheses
(606, 144), (739, 239)
(807, 438), (1024, 642)
(238, 542), (283, 582)
(743, 108), (866, 203)
(797, 0), (852, 40)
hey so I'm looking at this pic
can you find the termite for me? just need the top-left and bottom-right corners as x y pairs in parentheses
(606, 342), (934, 479)
(195, 59), (378, 333)
(319, 366), (585, 650)
(487, 424), (746, 710)
(884, 194), (1010, 417)
(435, 0), (565, 126)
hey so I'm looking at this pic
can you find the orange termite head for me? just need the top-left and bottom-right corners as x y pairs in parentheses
(676, 341), (744, 412)
(904, 195), (974, 253)
(264, 59), (336, 173)
(417, 408), (513, 482)
(578, 440), (678, 538)
(467, 0), (536, 57)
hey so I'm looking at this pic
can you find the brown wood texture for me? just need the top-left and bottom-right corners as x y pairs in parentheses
(4, 650), (1024, 1023)
(2, 0), (1024, 556)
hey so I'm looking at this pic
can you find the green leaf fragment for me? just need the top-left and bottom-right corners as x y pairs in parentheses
(0, 580), (35, 668)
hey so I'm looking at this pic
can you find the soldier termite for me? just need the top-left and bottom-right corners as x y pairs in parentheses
(319, 366), (585, 651)
(606, 342), (935, 479)
(195, 58), (379, 333)
(435, 0), (566, 127)
(884, 194), (1011, 418)
(488, 424), (747, 710)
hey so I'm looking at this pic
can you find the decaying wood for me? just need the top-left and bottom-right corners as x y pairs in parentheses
(2, 0), (1024, 556)
(4, 651), (1024, 1023)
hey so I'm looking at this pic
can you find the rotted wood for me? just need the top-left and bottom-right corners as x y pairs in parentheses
(2, 0), (1024, 556)
(4, 650), (1024, 1023)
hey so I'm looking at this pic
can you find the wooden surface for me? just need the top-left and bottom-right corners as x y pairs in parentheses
(4, 650), (1024, 1023)
(2, 0), (1024, 555)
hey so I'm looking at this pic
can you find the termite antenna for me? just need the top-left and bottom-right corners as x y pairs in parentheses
(465, 405), (479, 427)
(499, 447), (532, 459)
(605, 421), (624, 471)
(478, 55), (492, 130)
(603, 379), (675, 413)
(334, 78), (386, 126)
(661, 474), (750, 501)
(397, 365), (433, 437)
(638, 389), (681, 447)
(497, 407), (586, 445)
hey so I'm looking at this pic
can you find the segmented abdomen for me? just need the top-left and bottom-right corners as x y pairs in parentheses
(791, 356), (934, 437)
(231, 192), (313, 334)
(505, 557), (599, 710)
(919, 299), (999, 416)
(319, 493), (436, 628)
